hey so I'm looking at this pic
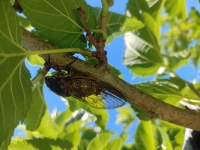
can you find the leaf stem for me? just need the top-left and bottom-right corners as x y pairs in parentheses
(0, 48), (94, 57)
(101, 0), (109, 16)
(31, 68), (48, 85)
(90, 29), (107, 40)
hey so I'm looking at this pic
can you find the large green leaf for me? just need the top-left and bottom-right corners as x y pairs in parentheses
(164, 0), (186, 20)
(24, 84), (59, 138)
(135, 81), (183, 105)
(92, 8), (125, 43)
(0, 1), (32, 149)
(87, 132), (113, 150)
(123, 0), (163, 76)
(103, 134), (128, 150)
(133, 121), (155, 150)
(66, 97), (109, 129)
(59, 121), (82, 147)
(158, 127), (173, 150)
(20, 0), (97, 48)
(116, 106), (135, 131)
(55, 109), (73, 129)
(159, 120), (184, 149)
(9, 137), (73, 150)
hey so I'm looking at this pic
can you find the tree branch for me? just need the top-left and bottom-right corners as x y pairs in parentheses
(21, 28), (200, 131)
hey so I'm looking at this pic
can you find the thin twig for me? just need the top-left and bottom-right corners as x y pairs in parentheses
(77, 6), (108, 66)
(77, 7), (98, 47)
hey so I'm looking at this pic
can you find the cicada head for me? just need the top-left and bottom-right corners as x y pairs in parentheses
(45, 76), (70, 97)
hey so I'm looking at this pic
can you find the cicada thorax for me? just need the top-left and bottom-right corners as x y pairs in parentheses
(45, 72), (126, 109)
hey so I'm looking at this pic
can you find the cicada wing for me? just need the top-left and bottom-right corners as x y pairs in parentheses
(81, 90), (125, 109)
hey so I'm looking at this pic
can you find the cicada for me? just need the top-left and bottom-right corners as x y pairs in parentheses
(45, 73), (125, 109)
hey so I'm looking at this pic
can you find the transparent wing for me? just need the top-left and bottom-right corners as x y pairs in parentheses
(78, 90), (125, 109)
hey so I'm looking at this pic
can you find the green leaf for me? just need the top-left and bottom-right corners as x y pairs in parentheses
(20, 0), (97, 48)
(121, 17), (144, 33)
(17, 15), (32, 30)
(173, 128), (185, 150)
(181, 83), (200, 103)
(134, 121), (155, 150)
(116, 106), (135, 130)
(87, 132), (114, 150)
(107, 64), (122, 78)
(88, 107), (109, 129)
(27, 55), (45, 66)
(159, 120), (184, 149)
(55, 109), (73, 129)
(162, 48), (191, 70)
(60, 121), (82, 147)
(164, 0), (186, 20)
(9, 137), (73, 150)
(103, 134), (128, 150)
(0, 1), (32, 148)
(67, 97), (88, 111)
(123, 0), (163, 77)
(131, 106), (151, 121)
(92, 8), (126, 44)
(189, 8), (200, 39)
(147, 0), (164, 40)
(191, 44), (200, 68)
(135, 81), (183, 105)
(8, 138), (36, 150)
(66, 97), (109, 129)
(158, 127), (173, 150)
(24, 84), (59, 138)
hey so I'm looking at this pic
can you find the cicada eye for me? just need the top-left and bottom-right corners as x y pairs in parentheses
(45, 76), (70, 97)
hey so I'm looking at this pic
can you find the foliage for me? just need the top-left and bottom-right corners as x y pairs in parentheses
(0, 0), (199, 149)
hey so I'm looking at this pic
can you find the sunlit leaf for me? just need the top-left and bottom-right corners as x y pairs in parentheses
(121, 17), (144, 34)
(92, 8), (125, 44)
(158, 127), (173, 150)
(17, 15), (32, 30)
(87, 132), (113, 150)
(20, 0), (97, 48)
(9, 137), (73, 150)
(27, 55), (44, 66)
(133, 121), (155, 150)
(103, 134), (128, 150)
(8, 138), (36, 150)
(135, 81), (183, 105)
(191, 45), (200, 68)
(60, 121), (82, 147)
(0, 1), (32, 148)
(131, 105), (151, 121)
(159, 120), (184, 149)
(116, 106), (135, 130)
(55, 109), (73, 129)
(24, 84), (59, 138)
(67, 97), (109, 129)
(123, 0), (163, 76)
(174, 128), (185, 150)
(88, 107), (109, 129)
(164, 0), (186, 20)
(162, 48), (191, 70)
(67, 97), (88, 111)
